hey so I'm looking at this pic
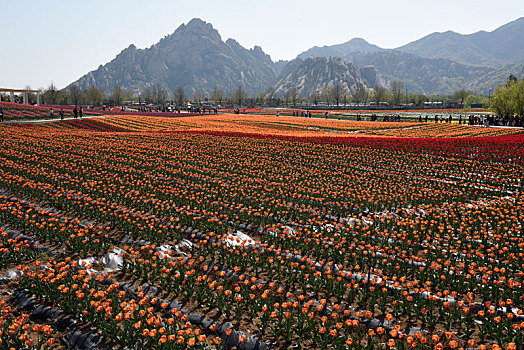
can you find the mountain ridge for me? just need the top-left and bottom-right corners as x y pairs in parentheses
(297, 38), (385, 59)
(397, 17), (524, 67)
(299, 17), (524, 68)
(69, 17), (524, 97)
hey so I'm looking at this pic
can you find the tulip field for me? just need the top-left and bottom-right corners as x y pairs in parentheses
(0, 114), (523, 349)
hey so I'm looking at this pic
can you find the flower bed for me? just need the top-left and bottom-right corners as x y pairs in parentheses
(99, 114), (522, 138)
(0, 102), (99, 121)
(0, 118), (522, 349)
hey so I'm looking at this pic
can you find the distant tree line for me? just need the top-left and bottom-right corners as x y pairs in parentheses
(490, 75), (524, 117)
(16, 83), (135, 106)
(0, 80), (496, 109)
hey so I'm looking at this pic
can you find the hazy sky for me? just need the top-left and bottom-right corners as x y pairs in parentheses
(1, 0), (523, 90)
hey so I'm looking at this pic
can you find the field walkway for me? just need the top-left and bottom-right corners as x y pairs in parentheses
(0, 115), (107, 124)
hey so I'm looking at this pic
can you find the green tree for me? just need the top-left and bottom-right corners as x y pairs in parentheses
(232, 86), (246, 106)
(109, 87), (125, 105)
(491, 77), (524, 117)
(69, 84), (83, 106)
(288, 87), (300, 107)
(509, 79), (524, 116)
(353, 84), (369, 105)
(309, 90), (321, 106)
(85, 86), (103, 106)
(141, 87), (153, 104)
(463, 94), (489, 108)
(453, 90), (471, 104)
(506, 74), (518, 86)
(414, 94), (427, 106)
(125, 91), (137, 104)
(262, 87), (277, 107)
(152, 82), (167, 106)
(491, 85), (511, 117)
(173, 87), (186, 107)
(373, 85), (388, 105)
(211, 86), (225, 105)
(342, 92), (352, 106)
(332, 83), (345, 106)
(284, 90), (292, 106)
(390, 80), (405, 106)
(191, 91), (205, 104)
(43, 83), (60, 104)
(321, 86), (335, 105)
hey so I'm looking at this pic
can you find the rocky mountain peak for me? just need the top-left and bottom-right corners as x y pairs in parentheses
(69, 18), (277, 96)
(171, 18), (222, 42)
(185, 18), (218, 35)
(113, 44), (138, 62)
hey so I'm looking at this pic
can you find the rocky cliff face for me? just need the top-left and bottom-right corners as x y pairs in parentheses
(274, 57), (369, 96)
(70, 18), (277, 96)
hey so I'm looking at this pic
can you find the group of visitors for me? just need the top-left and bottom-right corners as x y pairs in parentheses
(48, 106), (82, 120)
(383, 115), (402, 122)
(428, 114), (524, 127)
(433, 115), (453, 123)
(290, 110), (313, 118)
(72, 106), (83, 119)
(368, 114), (401, 122)
(189, 106), (217, 114)
(466, 114), (523, 127)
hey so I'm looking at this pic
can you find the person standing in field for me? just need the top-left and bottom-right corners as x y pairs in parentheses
(60, 108), (64, 120)
(49, 108), (54, 118)
(73, 106), (78, 119)
(79, 107), (83, 118)
(0, 107), (3, 122)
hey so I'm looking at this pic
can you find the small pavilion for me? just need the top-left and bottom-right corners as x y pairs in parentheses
(0, 88), (42, 105)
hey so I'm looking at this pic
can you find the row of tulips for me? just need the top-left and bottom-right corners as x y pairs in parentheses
(0, 194), (111, 256)
(0, 102), (90, 121)
(99, 114), (523, 139)
(3, 194), (520, 348)
(1, 127), (519, 224)
(61, 119), (130, 132)
(118, 227), (523, 348)
(11, 112), (516, 139)
(0, 227), (37, 269)
(1, 129), (520, 300)
(0, 299), (56, 349)
(16, 259), (222, 349)
(35, 104), (203, 118)
(1, 141), (520, 307)
(0, 120), (522, 348)
(0, 153), (516, 306)
(0, 129), (520, 300)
